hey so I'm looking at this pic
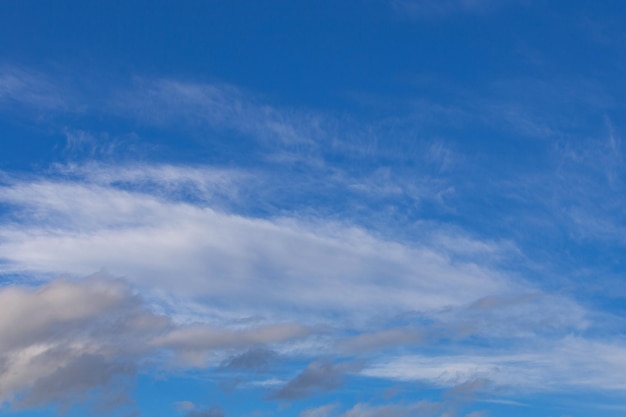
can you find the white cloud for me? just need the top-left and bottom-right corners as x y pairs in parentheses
(363, 336), (626, 392)
(0, 166), (523, 323)
(0, 163), (614, 404)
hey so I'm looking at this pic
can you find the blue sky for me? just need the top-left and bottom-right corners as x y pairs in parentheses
(1, 1), (626, 416)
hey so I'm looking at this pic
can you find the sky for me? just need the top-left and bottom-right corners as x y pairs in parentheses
(1, 1), (626, 416)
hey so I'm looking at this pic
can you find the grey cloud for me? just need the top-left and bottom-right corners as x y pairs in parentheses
(220, 347), (278, 371)
(0, 276), (168, 353)
(154, 323), (310, 367)
(183, 406), (225, 417)
(15, 353), (135, 411)
(468, 294), (539, 311)
(156, 323), (310, 351)
(271, 361), (363, 400)
(337, 328), (423, 354)
(443, 378), (492, 406)
(0, 277), (313, 412)
(0, 277), (162, 412)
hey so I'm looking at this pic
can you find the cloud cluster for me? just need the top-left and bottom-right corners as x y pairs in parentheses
(0, 278), (158, 410)
(0, 277), (312, 412)
(0, 163), (613, 407)
(0, 69), (623, 412)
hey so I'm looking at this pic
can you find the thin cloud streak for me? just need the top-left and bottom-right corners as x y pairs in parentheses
(0, 66), (70, 111)
(110, 78), (327, 146)
(363, 336), (626, 392)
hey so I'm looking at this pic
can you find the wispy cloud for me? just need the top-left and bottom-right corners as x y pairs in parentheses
(1, 162), (615, 408)
(364, 336), (626, 392)
(0, 66), (70, 111)
(2, 66), (626, 413)
(110, 78), (328, 147)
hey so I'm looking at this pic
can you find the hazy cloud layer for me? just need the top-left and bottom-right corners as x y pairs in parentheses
(0, 67), (624, 413)
(0, 163), (614, 404)
(3, 0), (626, 414)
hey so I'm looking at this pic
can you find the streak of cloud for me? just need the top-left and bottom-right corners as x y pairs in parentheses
(270, 361), (363, 400)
